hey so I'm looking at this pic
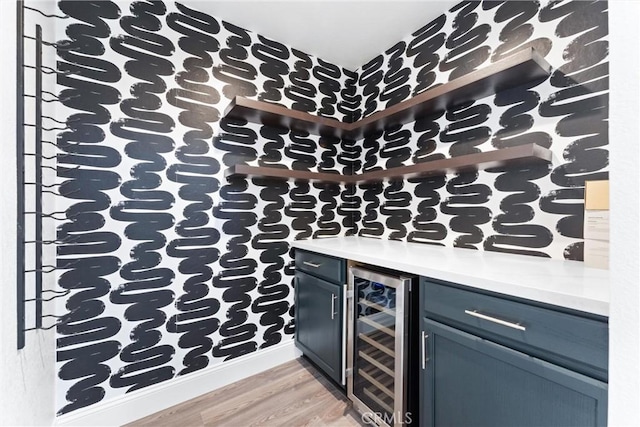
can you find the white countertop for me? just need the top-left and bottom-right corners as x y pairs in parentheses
(291, 236), (610, 317)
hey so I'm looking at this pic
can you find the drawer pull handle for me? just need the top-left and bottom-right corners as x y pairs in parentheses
(464, 310), (526, 331)
(331, 294), (337, 320)
(303, 261), (322, 268)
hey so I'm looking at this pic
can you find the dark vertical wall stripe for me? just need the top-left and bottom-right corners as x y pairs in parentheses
(337, 68), (362, 123)
(108, 0), (177, 393)
(359, 182), (385, 238)
(287, 181), (316, 240)
(250, 176), (290, 348)
(164, 3), (222, 376)
(484, 1), (552, 61)
(482, 0), (554, 257)
(337, 183), (360, 236)
(211, 117), (258, 360)
(213, 21), (257, 99)
(55, 0), (123, 415)
(380, 42), (411, 108)
(253, 35), (290, 105)
(285, 130), (317, 170)
(313, 182), (342, 238)
(407, 175), (448, 245)
(407, 14), (447, 97)
(314, 58), (342, 118)
(359, 55), (384, 118)
(285, 49), (317, 113)
(440, 1), (491, 79)
(408, 110), (448, 246)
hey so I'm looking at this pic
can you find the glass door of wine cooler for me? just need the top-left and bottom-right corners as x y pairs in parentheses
(347, 266), (412, 427)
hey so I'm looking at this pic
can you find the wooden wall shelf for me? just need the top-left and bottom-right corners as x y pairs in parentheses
(224, 165), (353, 183)
(224, 97), (351, 139)
(225, 143), (553, 184)
(222, 48), (552, 140)
(223, 49), (553, 184)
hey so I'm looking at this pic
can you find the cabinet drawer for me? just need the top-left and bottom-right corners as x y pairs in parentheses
(422, 279), (608, 381)
(295, 249), (345, 284)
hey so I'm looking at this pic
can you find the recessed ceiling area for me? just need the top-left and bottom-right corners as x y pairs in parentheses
(187, 1), (459, 71)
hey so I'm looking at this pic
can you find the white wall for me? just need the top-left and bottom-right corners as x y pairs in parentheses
(0, 1), (56, 425)
(609, 1), (640, 425)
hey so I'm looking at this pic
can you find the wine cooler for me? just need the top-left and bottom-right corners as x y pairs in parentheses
(347, 266), (415, 427)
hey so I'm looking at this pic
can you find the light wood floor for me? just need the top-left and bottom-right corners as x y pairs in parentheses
(127, 357), (366, 427)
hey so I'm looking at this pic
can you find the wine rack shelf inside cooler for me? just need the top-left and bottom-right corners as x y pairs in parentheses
(358, 347), (395, 377)
(359, 298), (396, 317)
(358, 365), (395, 398)
(360, 315), (395, 338)
(363, 387), (394, 414)
(358, 332), (395, 357)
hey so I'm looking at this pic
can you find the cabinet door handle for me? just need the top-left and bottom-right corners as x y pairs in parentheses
(303, 261), (322, 268)
(464, 310), (526, 331)
(331, 294), (337, 320)
(421, 330), (428, 370)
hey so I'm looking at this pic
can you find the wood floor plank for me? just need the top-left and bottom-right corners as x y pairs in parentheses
(138, 359), (306, 426)
(199, 362), (319, 424)
(127, 357), (366, 427)
(203, 361), (329, 426)
(303, 397), (364, 426)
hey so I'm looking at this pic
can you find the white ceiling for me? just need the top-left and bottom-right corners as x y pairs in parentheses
(188, 0), (458, 71)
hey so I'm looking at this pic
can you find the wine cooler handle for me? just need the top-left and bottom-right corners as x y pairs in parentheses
(331, 294), (337, 320)
(421, 330), (428, 370)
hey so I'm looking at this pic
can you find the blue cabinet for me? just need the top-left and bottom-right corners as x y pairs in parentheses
(420, 279), (608, 427)
(421, 319), (608, 427)
(294, 250), (345, 386)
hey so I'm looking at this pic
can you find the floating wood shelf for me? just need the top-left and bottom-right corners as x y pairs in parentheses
(223, 49), (553, 184)
(224, 165), (353, 183)
(223, 48), (552, 140)
(223, 97), (351, 139)
(225, 143), (553, 184)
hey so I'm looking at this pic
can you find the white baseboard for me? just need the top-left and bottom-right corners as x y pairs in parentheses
(54, 341), (301, 426)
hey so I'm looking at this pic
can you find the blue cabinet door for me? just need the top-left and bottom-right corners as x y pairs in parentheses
(295, 270), (343, 385)
(420, 318), (608, 427)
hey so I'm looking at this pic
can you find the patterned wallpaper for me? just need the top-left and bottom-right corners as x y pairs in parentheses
(44, 0), (608, 415)
(52, 0), (356, 414)
(353, 0), (609, 260)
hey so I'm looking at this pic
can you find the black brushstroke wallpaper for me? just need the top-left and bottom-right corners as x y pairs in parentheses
(52, 0), (351, 414)
(355, 0), (609, 260)
(48, 0), (608, 415)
